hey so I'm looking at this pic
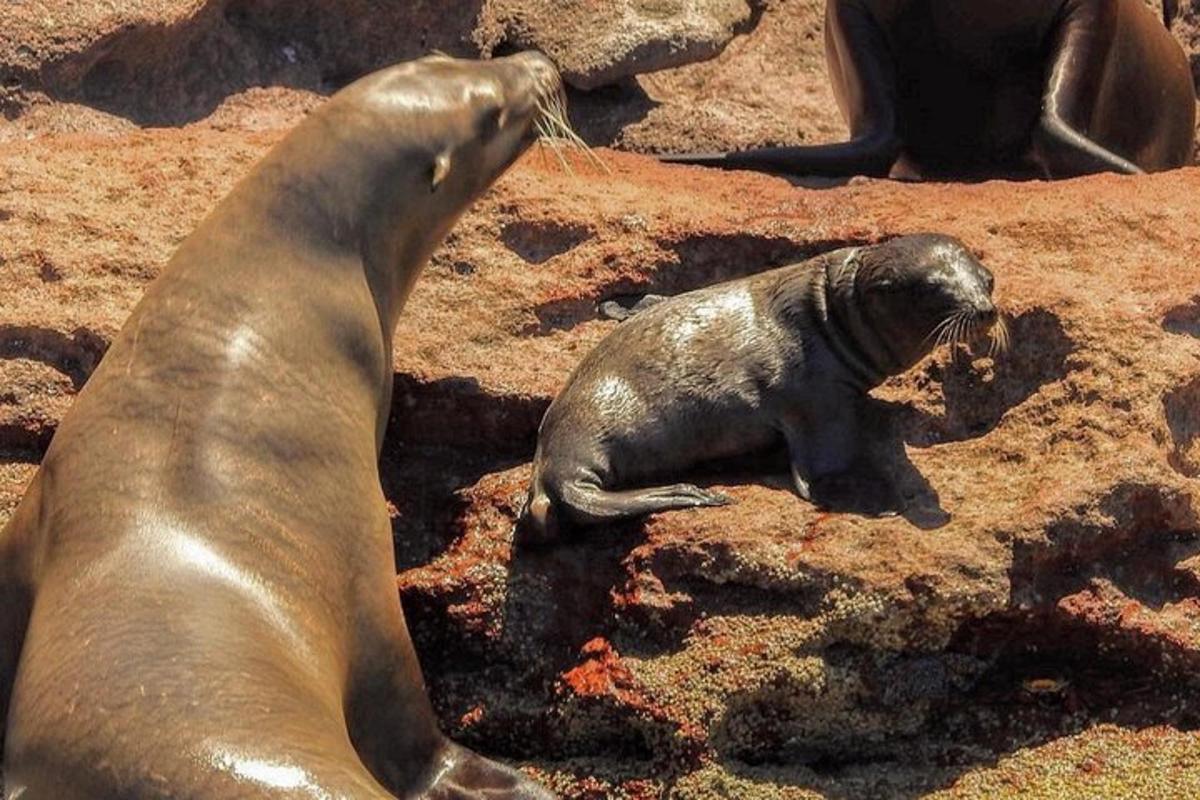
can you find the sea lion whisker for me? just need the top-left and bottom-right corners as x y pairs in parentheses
(950, 313), (969, 360)
(994, 313), (1010, 353)
(538, 93), (609, 173)
(936, 318), (956, 350)
(935, 319), (955, 349)
(931, 310), (966, 349)
(927, 313), (958, 347)
(943, 311), (968, 350)
(534, 112), (573, 174)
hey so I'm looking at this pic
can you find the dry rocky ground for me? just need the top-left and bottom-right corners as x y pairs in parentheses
(4, 1), (1200, 798)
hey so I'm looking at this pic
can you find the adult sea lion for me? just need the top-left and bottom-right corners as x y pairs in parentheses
(520, 235), (1003, 541)
(0, 53), (564, 799)
(661, 0), (1195, 178)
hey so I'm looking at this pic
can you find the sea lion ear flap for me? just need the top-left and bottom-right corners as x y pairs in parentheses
(430, 150), (452, 192)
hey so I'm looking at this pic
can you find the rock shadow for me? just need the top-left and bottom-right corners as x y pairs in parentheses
(525, 234), (868, 336)
(1164, 374), (1200, 478)
(565, 79), (658, 148)
(388, 372), (548, 458)
(501, 219), (593, 265)
(898, 308), (1075, 446)
(0, 325), (108, 391)
(1163, 295), (1200, 339)
(379, 444), (523, 572)
(1006, 482), (1200, 611)
(29, 0), (487, 126)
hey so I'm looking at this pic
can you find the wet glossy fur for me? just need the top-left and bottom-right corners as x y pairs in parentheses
(1, 54), (560, 800)
(522, 235), (998, 540)
(662, 0), (1195, 178)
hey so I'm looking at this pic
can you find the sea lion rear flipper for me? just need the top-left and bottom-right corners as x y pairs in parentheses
(657, 139), (901, 180)
(558, 479), (731, 527)
(1033, 0), (1143, 176)
(658, 1), (901, 178)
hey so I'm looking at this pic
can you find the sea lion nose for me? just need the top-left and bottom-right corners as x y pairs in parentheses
(505, 51), (561, 90)
(976, 302), (998, 325)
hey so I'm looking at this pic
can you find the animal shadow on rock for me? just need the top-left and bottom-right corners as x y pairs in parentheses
(898, 308), (1074, 446)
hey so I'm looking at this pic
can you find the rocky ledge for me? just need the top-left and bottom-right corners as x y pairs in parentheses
(4, 124), (1199, 795)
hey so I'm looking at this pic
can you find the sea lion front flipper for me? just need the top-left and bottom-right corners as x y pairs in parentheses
(780, 393), (860, 506)
(1033, 0), (1143, 176)
(783, 396), (906, 516)
(598, 293), (668, 321)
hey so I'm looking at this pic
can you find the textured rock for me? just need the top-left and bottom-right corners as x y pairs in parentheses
(477, 0), (753, 90)
(570, 0), (847, 155)
(0, 0), (752, 130)
(4, 2), (1200, 797)
(6, 121), (1200, 794)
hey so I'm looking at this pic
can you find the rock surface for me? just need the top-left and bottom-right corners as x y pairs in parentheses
(478, 0), (754, 91)
(4, 2), (1200, 798)
(0, 0), (751, 129)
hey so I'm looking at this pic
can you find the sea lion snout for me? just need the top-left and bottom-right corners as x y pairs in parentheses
(941, 247), (1000, 338)
(948, 257), (996, 315)
(973, 301), (998, 326)
(482, 51), (566, 142)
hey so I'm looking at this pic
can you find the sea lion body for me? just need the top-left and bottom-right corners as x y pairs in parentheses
(663, 0), (1195, 178)
(1, 54), (561, 799)
(522, 235), (999, 540)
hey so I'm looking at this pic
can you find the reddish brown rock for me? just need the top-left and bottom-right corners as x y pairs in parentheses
(4, 3), (1200, 797)
(0, 0), (755, 132)
(476, 0), (753, 91)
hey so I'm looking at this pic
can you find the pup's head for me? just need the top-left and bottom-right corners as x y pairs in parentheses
(841, 234), (1004, 377)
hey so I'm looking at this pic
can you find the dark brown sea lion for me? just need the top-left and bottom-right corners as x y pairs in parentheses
(0, 53), (563, 799)
(661, 0), (1195, 178)
(520, 235), (1003, 541)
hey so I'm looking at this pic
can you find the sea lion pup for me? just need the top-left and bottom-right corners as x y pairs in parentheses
(520, 235), (1003, 541)
(0, 53), (564, 799)
(661, 0), (1195, 178)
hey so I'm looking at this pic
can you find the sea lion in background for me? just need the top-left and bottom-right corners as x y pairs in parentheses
(520, 235), (1004, 542)
(0, 53), (562, 799)
(661, 0), (1195, 179)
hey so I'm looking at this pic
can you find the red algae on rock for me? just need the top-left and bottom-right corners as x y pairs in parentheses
(5, 1), (1200, 797)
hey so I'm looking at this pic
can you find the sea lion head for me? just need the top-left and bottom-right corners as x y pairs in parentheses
(836, 234), (1001, 379)
(271, 51), (566, 318)
(335, 50), (564, 229)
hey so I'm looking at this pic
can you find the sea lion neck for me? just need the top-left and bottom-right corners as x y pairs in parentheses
(210, 113), (456, 342)
(816, 250), (895, 388)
